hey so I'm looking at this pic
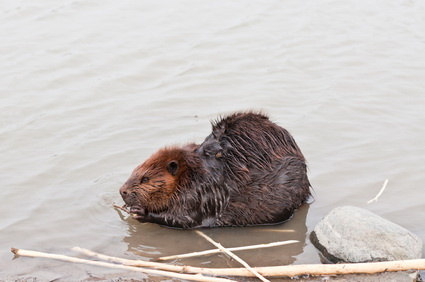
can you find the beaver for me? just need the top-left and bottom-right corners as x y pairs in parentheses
(119, 111), (311, 228)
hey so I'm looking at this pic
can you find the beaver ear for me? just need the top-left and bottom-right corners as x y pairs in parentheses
(167, 160), (179, 176)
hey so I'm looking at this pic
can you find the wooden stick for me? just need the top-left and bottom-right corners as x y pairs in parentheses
(73, 247), (425, 277)
(195, 230), (270, 282)
(367, 179), (389, 203)
(157, 240), (298, 261)
(113, 204), (130, 214)
(72, 247), (188, 272)
(246, 259), (424, 277)
(11, 248), (234, 282)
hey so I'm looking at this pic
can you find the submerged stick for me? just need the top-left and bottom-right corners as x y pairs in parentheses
(256, 229), (295, 233)
(11, 248), (233, 282)
(195, 230), (270, 282)
(157, 240), (298, 261)
(368, 179), (389, 203)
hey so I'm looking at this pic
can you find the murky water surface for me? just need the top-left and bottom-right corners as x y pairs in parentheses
(1, 0), (424, 280)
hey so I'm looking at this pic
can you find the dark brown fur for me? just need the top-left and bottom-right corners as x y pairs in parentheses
(119, 111), (311, 228)
(197, 111), (311, 226)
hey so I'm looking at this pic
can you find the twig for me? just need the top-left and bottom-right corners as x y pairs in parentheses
(11, 248), (233, 282)
(195, 230), (270, 282)
(73, 247), (186, 272)
(367, 179), (389, 203)
(113, 204), (130, 214)
(157, 240), (298, 261)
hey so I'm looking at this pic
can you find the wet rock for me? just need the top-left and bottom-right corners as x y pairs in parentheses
(310, 206), (423, 263)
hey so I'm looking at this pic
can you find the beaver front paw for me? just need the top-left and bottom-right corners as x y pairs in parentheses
(130, 206), (149, 220)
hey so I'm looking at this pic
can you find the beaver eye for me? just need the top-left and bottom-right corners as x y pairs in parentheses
(141, 177), (149, 184)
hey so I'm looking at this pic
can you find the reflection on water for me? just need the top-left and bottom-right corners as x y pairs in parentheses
(122, 203), (310, 267)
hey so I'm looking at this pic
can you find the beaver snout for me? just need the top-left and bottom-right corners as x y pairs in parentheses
(119, 184), (138, 207)
(119, 184), (129, 197)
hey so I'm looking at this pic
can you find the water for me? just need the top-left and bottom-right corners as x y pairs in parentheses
(1, 0), (424, 280)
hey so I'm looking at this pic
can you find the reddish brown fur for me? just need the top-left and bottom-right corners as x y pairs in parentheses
(122, 146), (192, 212)
(119, 144), (224, 228)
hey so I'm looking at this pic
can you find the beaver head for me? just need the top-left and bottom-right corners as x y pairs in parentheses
(119, 146), (194, 216)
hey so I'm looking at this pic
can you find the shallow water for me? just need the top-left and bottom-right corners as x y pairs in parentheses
(1, 0), (425, 280)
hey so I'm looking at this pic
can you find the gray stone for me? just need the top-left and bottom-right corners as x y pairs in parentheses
(310, 206), (423, 263)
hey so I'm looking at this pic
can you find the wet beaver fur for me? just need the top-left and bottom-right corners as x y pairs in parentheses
(119, 111), (311, 229)
(119, 144), (226, 228)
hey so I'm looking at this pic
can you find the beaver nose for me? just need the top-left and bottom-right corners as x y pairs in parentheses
(119, 185), (128, 197)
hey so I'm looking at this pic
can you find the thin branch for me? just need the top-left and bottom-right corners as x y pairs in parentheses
(367, 179), (389, 203)
(13, 247), (425, 278)
(72, 247), (186, 272)
(112, 204), (130, 214)
(157, 240), (298, 261)
(195, 230), (270, 282)
(11, 248), (233, 282)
